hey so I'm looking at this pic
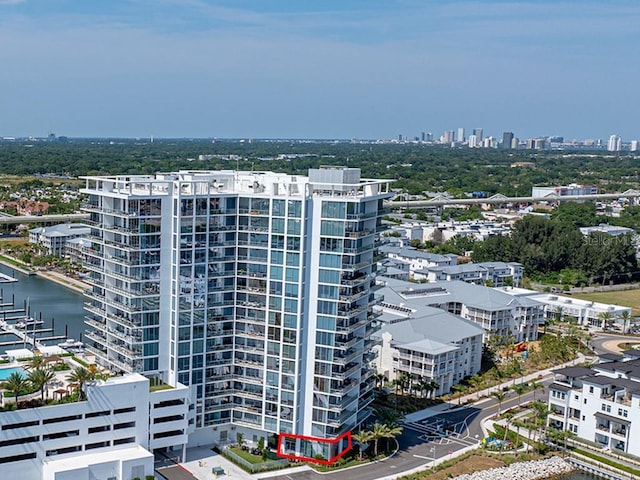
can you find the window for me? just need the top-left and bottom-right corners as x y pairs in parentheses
(114, 421), (136, 430)
(89, 425), (111, 434)
(0, 436), (38, 447)
(43, 430), (79, 440)
(589, 386), (594, 393)
(86, 441), (110, 450)
(113, 437), (136, 446)
(114, 407), (136, 414)
(0, 452), (37, 463)
(2, 420), (39, 430)
(43, 415), (82, 425)
(85, 410), (111, 418)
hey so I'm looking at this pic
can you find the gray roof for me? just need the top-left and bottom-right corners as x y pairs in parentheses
(379, 306), (483, 356)
(377, 277), (542, 312)
(29, 223), (90, 237)
(552, 366), (596, 378)
(379, 246), (454, 263)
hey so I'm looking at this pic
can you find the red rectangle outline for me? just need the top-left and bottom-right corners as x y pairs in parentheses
(276, 431), (352, 465)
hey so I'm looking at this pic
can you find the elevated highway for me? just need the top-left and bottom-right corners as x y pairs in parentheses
(388, 189), (640, 208)
(0, 213), (90, 225)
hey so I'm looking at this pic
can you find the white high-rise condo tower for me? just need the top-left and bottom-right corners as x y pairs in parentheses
(80, 167), (393, 456)
(608, 134), (622, 152)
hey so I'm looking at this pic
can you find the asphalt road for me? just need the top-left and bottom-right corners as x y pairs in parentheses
(267, 387), (546, 480)
(266, 334), (640, 480)
(591, 332), (640, 355)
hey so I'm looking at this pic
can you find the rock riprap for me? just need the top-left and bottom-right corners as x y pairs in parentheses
(454, 456), (574, 480)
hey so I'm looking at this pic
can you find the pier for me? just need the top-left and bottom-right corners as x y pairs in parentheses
(0, 272), (17, 283)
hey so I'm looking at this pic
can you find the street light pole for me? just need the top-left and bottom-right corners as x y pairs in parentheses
(431, 446), (436, 470)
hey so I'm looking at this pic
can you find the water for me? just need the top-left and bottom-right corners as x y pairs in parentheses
(557, 473), (605, 480)
(0, 265), (85, 350)
(0, 366), (27, 380)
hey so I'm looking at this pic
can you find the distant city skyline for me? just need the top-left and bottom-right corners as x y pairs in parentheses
(1, 1), (639, 140)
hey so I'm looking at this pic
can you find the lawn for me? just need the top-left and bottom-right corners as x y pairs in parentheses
(571, 289), (640, 315)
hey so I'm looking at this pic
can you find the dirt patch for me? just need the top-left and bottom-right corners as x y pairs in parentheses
(413, 455), (505, 479)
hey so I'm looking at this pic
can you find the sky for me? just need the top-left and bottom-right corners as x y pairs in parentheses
(1, 0), (639, 141)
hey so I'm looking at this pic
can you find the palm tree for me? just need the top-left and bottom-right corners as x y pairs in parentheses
(1, 371), (28, 405)
(620, 311), (632, 334)
(529, 380), (544, 402)
(375, 407), (403, 427)
(511, 383), (528, 406)
(27, 356), (45, 370)
(27, 366), (55, 401)
(492, 390), (506, 416)
(468, 374), (484, 400)
(598, 311), (614, 331)
(352, 430), (373, 461)
(429, 381), (439, 399)
(451, 383), (466, 405)
(66, 366), (95, 400)
(530, 400), (549, 453)
(370, 422), (403, 457)
(397, 374), (411, 395)
(373, 373), (387, 390)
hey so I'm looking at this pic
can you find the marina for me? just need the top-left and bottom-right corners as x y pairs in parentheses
(0, 264), (86, 356)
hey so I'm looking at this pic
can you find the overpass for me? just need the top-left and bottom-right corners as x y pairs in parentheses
(388, 189), (640, 208)
(0, 213), (90, 225)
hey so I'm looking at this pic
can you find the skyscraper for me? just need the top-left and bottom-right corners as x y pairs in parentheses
(502, 132), (514, 149)
(608, 134), (622, 152)
(80, 167), (393, 454)
(473, 128), (483, 142)
(457, 128), (465, 143)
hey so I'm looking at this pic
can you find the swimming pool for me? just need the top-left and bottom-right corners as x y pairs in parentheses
(0, 366), (26, 381)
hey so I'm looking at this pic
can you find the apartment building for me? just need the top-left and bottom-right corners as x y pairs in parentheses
(28, 223), (91, 256)
(548, 352), (640, 456)
(0, 373), (190, 480)
(414, 261), (523, 287)
(379, 246), (457, 272)
(79, 167), (392, 456)
(375, 278), (543, 343)
(498, 287), (632, 330)
(374, 306), (483, 396)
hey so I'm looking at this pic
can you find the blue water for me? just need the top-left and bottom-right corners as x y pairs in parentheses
(0, 265), (85, 349)
(558, 473), (605, 480)
(0, 366), (26, 380)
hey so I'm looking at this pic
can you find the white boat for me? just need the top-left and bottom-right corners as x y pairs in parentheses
(16, 317), (44, 329)
(57, 338), (84, 350)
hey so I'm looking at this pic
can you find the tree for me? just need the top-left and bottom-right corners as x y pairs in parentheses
(511, 383), (528, 406)
(375, 407), (403, 428)
(468, 374), (485, 400)
(27, 366), (55, 401)
(530, 400), (549, 453)
(373, 373), (387, 390)
(236, 432), (244, 448)
(598, 311), (615, 331)
(492, 390), (506, 416)
(66, 366), (95, 401)
(529, 380), (544, 402)
(369, 422), (403, 457)
(620, 311), (632, 334)
(1, 371), (28, 405)
(27, 356), (45, 370)
(352, 430), (373, 461)
(451, 383), (467, 405)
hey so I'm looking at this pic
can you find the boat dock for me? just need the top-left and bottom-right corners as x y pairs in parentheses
(0, 272), (17, 283)
(0, 320), (66, 349)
